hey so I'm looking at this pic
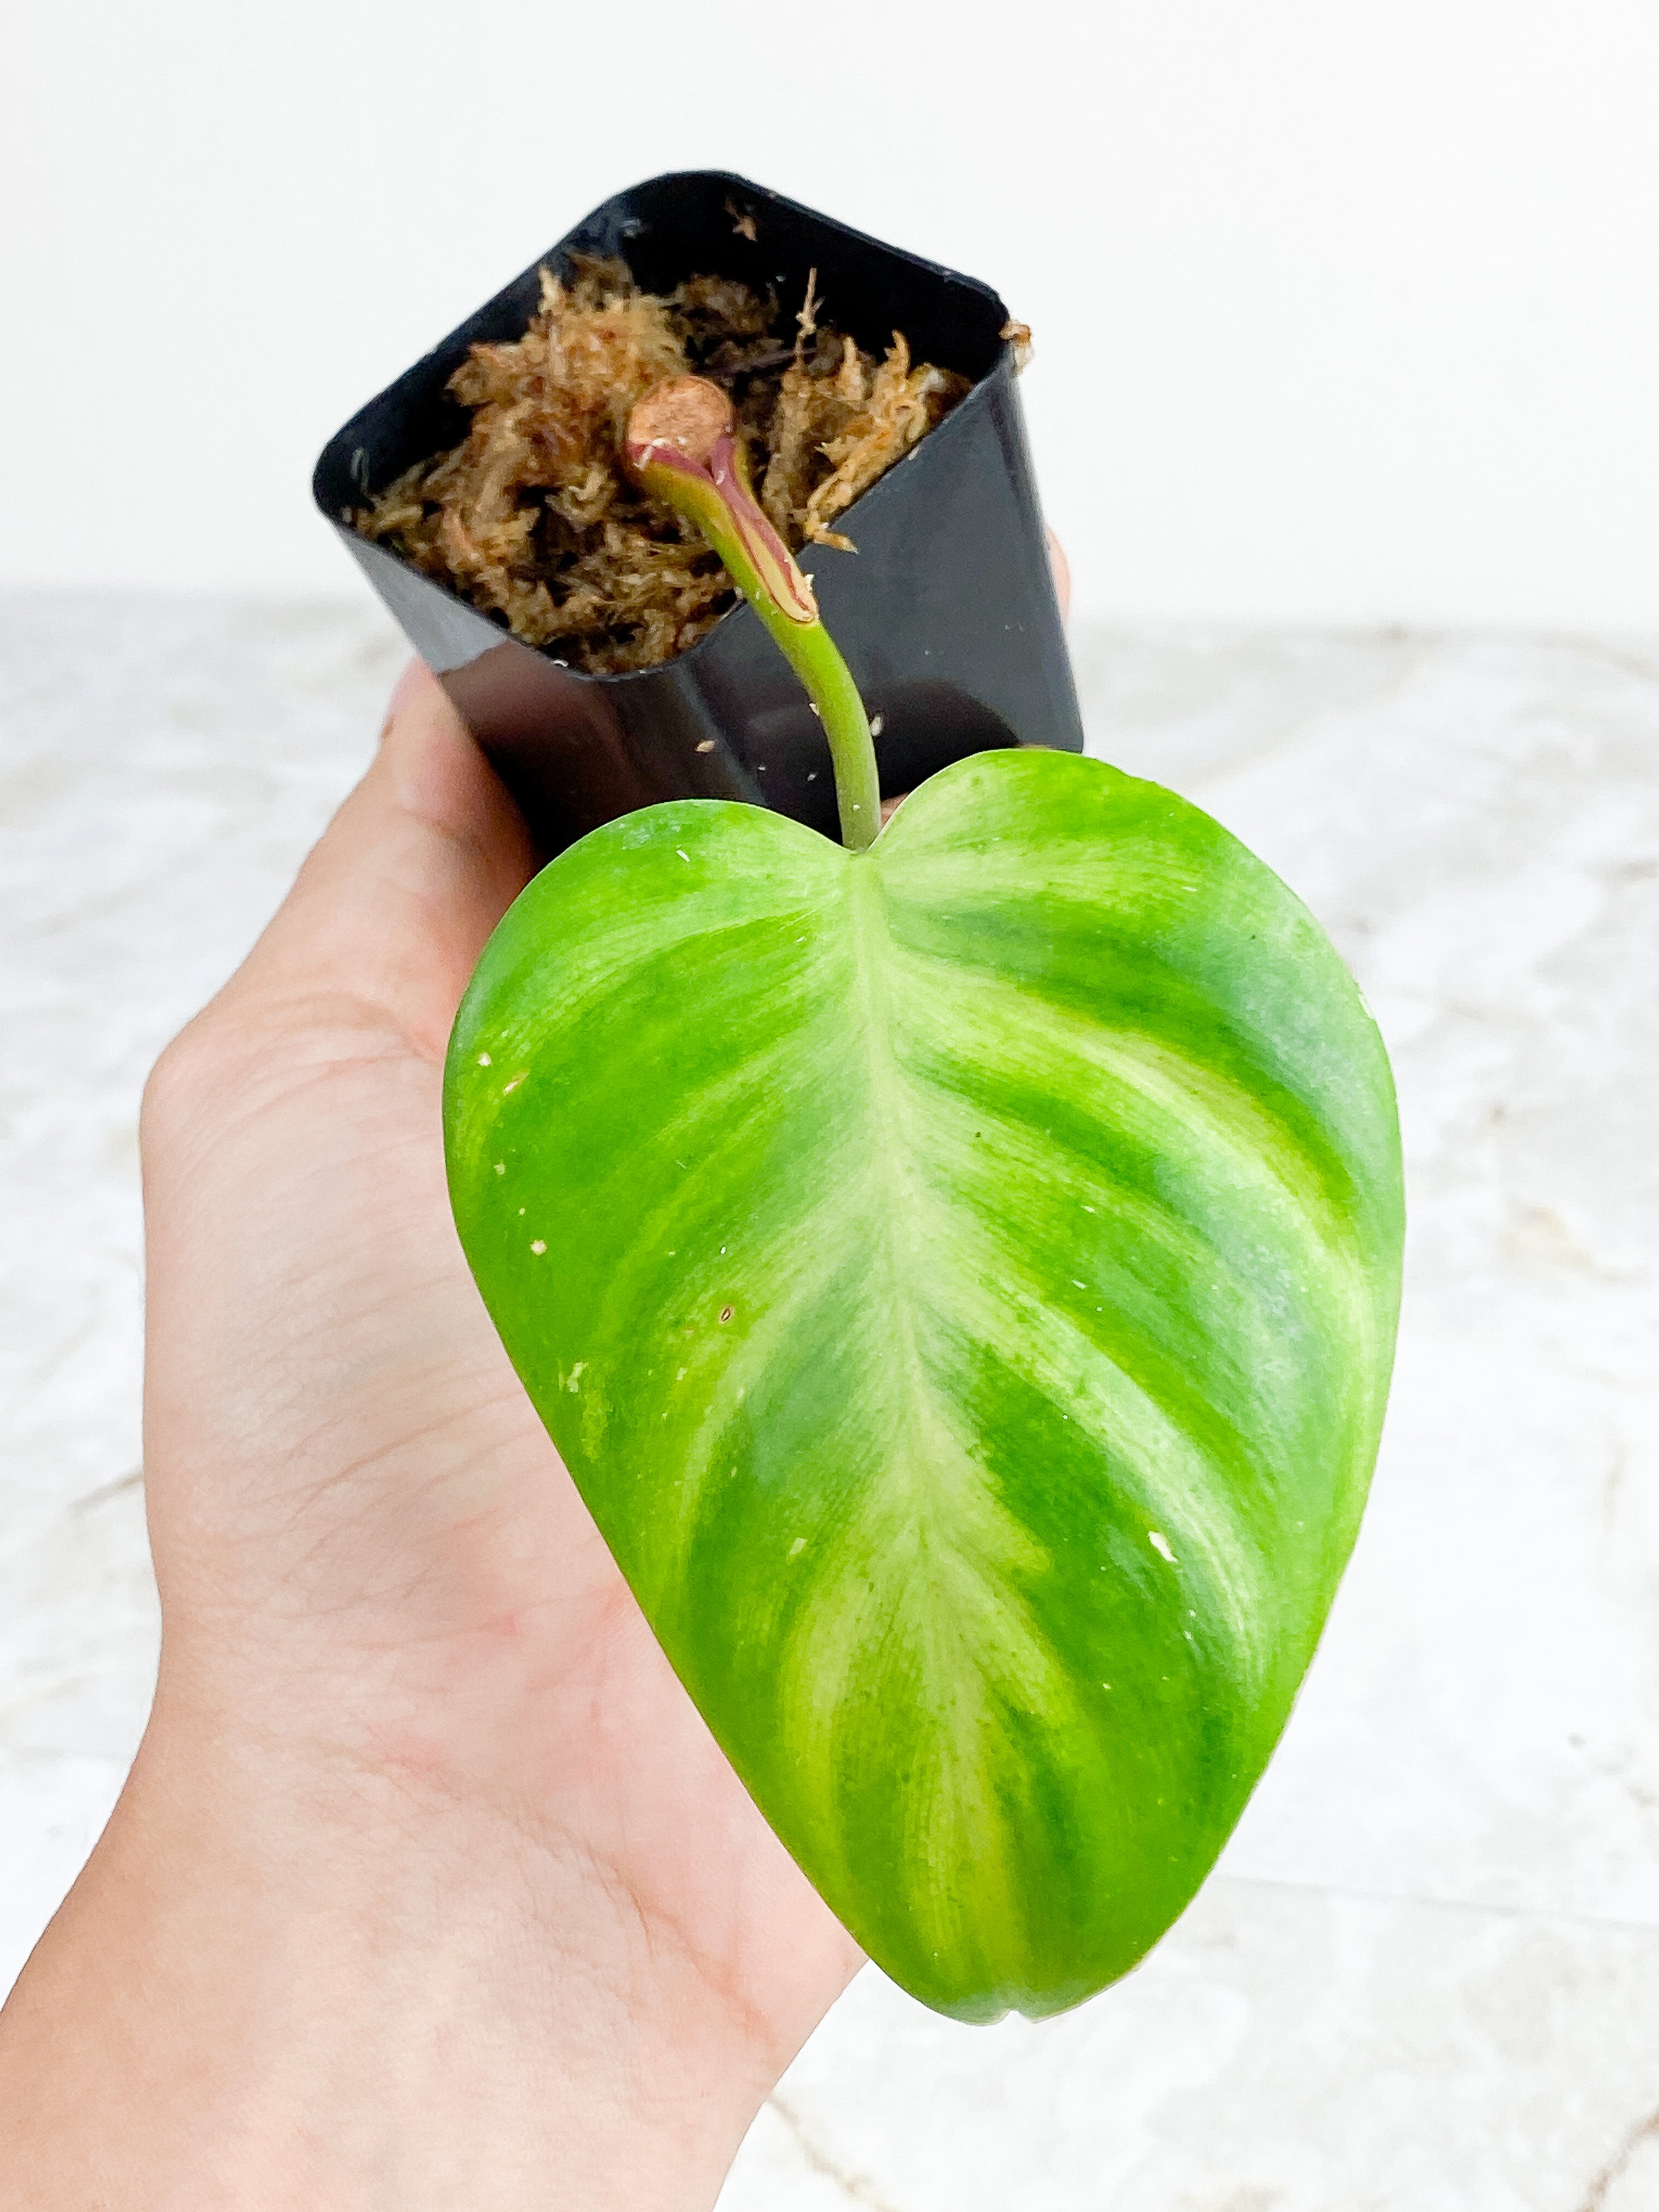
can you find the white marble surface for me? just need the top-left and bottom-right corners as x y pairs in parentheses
(3, 596), (1657, 2207)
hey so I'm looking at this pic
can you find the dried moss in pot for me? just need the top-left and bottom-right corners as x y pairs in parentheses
(355, 259), (970, 675)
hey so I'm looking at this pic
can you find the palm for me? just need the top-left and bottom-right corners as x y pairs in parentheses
(139, 677), (859, 2084)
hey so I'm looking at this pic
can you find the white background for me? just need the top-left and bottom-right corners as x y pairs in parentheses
(2, 0), (1656, 629)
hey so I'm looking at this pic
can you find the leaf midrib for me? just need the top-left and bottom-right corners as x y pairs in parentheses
(848, 854), (930, 1426)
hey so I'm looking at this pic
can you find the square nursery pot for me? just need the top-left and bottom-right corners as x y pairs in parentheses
(314, 170), (1083, 852)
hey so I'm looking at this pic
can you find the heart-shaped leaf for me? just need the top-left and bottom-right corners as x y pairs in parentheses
(445, 747), (1403, 2021)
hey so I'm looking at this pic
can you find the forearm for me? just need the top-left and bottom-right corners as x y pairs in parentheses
(0, 1689), (770, 2211)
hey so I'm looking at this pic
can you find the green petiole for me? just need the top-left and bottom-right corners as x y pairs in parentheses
(623, 377), (882, 851)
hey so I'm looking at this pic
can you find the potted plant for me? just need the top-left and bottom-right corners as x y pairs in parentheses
(319, 180), (1404, 2024)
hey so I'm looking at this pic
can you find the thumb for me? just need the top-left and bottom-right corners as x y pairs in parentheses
(226, 662), (537, 1061)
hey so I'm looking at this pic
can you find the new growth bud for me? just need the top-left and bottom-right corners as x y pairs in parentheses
(624, 375), (734, 473)
(625, 378), (817, 626)
(624, 376), (882, 850)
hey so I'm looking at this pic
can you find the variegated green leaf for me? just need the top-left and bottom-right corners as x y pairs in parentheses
(445, 748), (1403, 2021)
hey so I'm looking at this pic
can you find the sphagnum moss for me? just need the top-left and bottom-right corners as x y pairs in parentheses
(356, 259), (970, 676)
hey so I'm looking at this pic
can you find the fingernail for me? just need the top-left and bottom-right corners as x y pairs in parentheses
(381, 657), (431, 740)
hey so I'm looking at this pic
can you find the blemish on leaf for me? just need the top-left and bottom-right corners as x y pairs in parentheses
(494, 1162), (505, 1175)
(477, 1051), (492, 1066)
(1149, 1531), (1177, 1563)
(788, 1536), (806, 1557)
(530, 1240), (547, 1255)
(504, 1076), (523, 1094)
(719, 1306), (734, 1323)
(677, 849), (691, 863)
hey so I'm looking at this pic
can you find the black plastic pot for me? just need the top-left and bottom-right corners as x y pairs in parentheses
(314, 170), (1082, 852)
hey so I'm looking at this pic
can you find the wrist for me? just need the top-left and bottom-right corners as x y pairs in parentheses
(0, 1684), (778, 2211)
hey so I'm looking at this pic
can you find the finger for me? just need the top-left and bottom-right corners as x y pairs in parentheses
(227, 663), (536, 1060)
(1046, 528), (1072, 623)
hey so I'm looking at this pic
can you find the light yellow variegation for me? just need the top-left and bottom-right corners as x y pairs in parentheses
(445, 746), (1404, 2021)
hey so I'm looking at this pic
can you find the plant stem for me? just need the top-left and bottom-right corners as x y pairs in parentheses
(624, 379), (882, 851)
(743, 591), (880, 852)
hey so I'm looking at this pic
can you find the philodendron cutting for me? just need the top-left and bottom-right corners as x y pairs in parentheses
(444, 377), (1405, 2023)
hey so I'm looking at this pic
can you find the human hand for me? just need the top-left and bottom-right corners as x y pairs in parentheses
(0, 521), (1070, 2204)
(0, 666), (860, 2210)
